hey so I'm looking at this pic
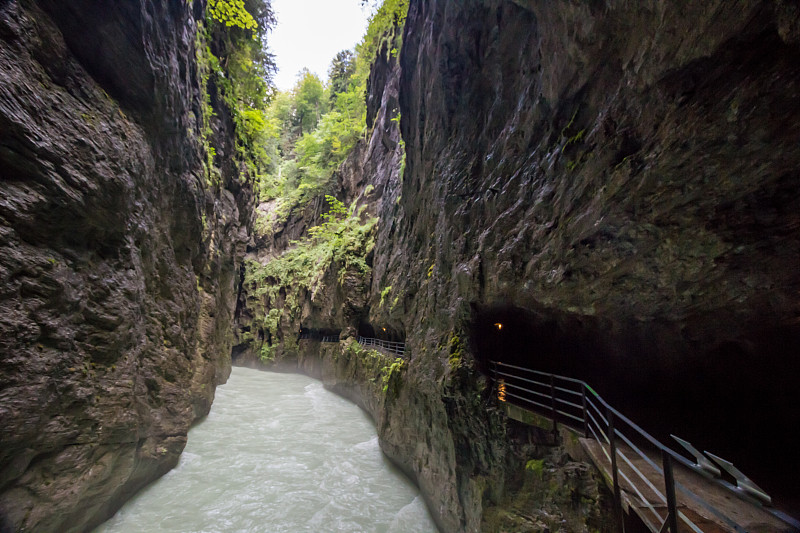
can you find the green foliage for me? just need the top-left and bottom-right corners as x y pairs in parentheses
(199, 0), (277, 193)
(379, 286), (392, 307)
(381, 357), (406, 394)
(356, 0), (408, 80)
(328, 50), (356, 104)
(307, 195), (349, 240)
(294, 70), (326, 135)
(448, 333), (464, 371)
(194, 36), (225, 187)
(525, 459), (545, 478)
(398, 138), (406, 181)
(208, 0), (258, 32)
(244, 198), (378, 327)
(252, 0), (409, 222)
(259, 343), (275, 362)
(242, 0), (412, 357)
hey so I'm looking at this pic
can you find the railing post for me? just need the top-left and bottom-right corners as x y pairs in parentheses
(662, 451), (679, 533)
(581, 386), (589, 438)
(607, 408), (625, 533)
(549, 374), (558, 435)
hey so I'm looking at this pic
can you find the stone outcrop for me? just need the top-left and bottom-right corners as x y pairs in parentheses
(0, 1), (252, 531)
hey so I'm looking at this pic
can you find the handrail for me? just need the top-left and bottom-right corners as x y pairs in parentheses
(356, 336), (405, 357)
(490, 361), (800, 533)
(320, 335), (339, 343)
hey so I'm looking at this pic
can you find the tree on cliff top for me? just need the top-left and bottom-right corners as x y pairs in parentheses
(208, 0), (276, 107)
(293, 69), (325, 136)
(254, 0), (409, 217)
(328, 50), (356, 104)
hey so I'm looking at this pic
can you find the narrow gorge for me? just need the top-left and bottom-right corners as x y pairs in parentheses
(2, 0), (799, 532)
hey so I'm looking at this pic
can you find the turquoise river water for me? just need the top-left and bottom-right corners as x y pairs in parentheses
(94, 367), (438, 532)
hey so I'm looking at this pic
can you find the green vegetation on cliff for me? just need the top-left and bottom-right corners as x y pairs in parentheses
(244, 196), (377, 360)
(198, 0), (277, 187)
(254, 0), (409, 227)
(248, 196), (376, 297)
(238, 0), (409, 361)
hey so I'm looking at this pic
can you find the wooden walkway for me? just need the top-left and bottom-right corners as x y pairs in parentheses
(581, 437), (792, 533)
(492, 361), (800, 533)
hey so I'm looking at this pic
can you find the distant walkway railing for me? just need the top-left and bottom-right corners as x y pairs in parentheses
(300, 332), (404, 355)
(490, 361), (800, 533)
(357, 336), (405, 357)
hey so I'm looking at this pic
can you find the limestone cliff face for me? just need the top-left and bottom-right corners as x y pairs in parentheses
(0, 1), (252, 531)
(377, 0), (800, 521)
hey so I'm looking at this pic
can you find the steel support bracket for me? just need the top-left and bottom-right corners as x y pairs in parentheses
(705, 451), (772, 505)
(671, 435), (722, 477)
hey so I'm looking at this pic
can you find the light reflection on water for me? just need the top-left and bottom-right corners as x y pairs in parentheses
(95, 367), (438, 533)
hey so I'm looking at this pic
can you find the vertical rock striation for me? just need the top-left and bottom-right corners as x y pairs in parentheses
(0, 1), (253, 531)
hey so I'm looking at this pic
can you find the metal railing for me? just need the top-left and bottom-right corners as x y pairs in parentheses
(356, 336), (406, 357)
(320, 335), (339, 343)
(490, 361), (800, 533)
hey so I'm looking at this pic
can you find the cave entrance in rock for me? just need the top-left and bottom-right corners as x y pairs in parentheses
(358, 321), (405, 343)
(298, 327), (340, 341)
(357, 322), (375, 338)
(469, 304), (609, 383)
(469, 303), (800, 515)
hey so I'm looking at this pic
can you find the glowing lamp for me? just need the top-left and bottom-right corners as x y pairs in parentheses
(497, 379), (506, 402)
(494, 323), (503, 331)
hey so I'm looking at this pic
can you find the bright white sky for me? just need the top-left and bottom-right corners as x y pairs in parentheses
(269, 0), (371, 92)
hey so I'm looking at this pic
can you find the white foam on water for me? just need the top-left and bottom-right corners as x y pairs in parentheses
(93, 367), (438, 533)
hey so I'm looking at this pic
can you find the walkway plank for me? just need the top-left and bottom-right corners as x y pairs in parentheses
(581, 438), (792, 533)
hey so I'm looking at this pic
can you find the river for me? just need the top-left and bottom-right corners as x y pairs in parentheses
(95, 367), (438, 532)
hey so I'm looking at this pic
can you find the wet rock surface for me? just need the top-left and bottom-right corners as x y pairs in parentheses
(0, 1), (252, 531)
(380, 0), (800, 519)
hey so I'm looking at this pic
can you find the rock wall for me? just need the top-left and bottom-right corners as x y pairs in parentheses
(0, 1), (252, 531)
(377, 0), (800, 519)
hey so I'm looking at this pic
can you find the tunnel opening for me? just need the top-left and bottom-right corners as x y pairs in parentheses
(298, 327), (340, 340)
(358, 321), (405, 343)
(358, 322), (375, 338)
(470, 303), (800, 514)
(231, 342), (248, 362)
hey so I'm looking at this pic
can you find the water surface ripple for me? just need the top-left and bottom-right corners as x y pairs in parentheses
(95, 367), (438, 533)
